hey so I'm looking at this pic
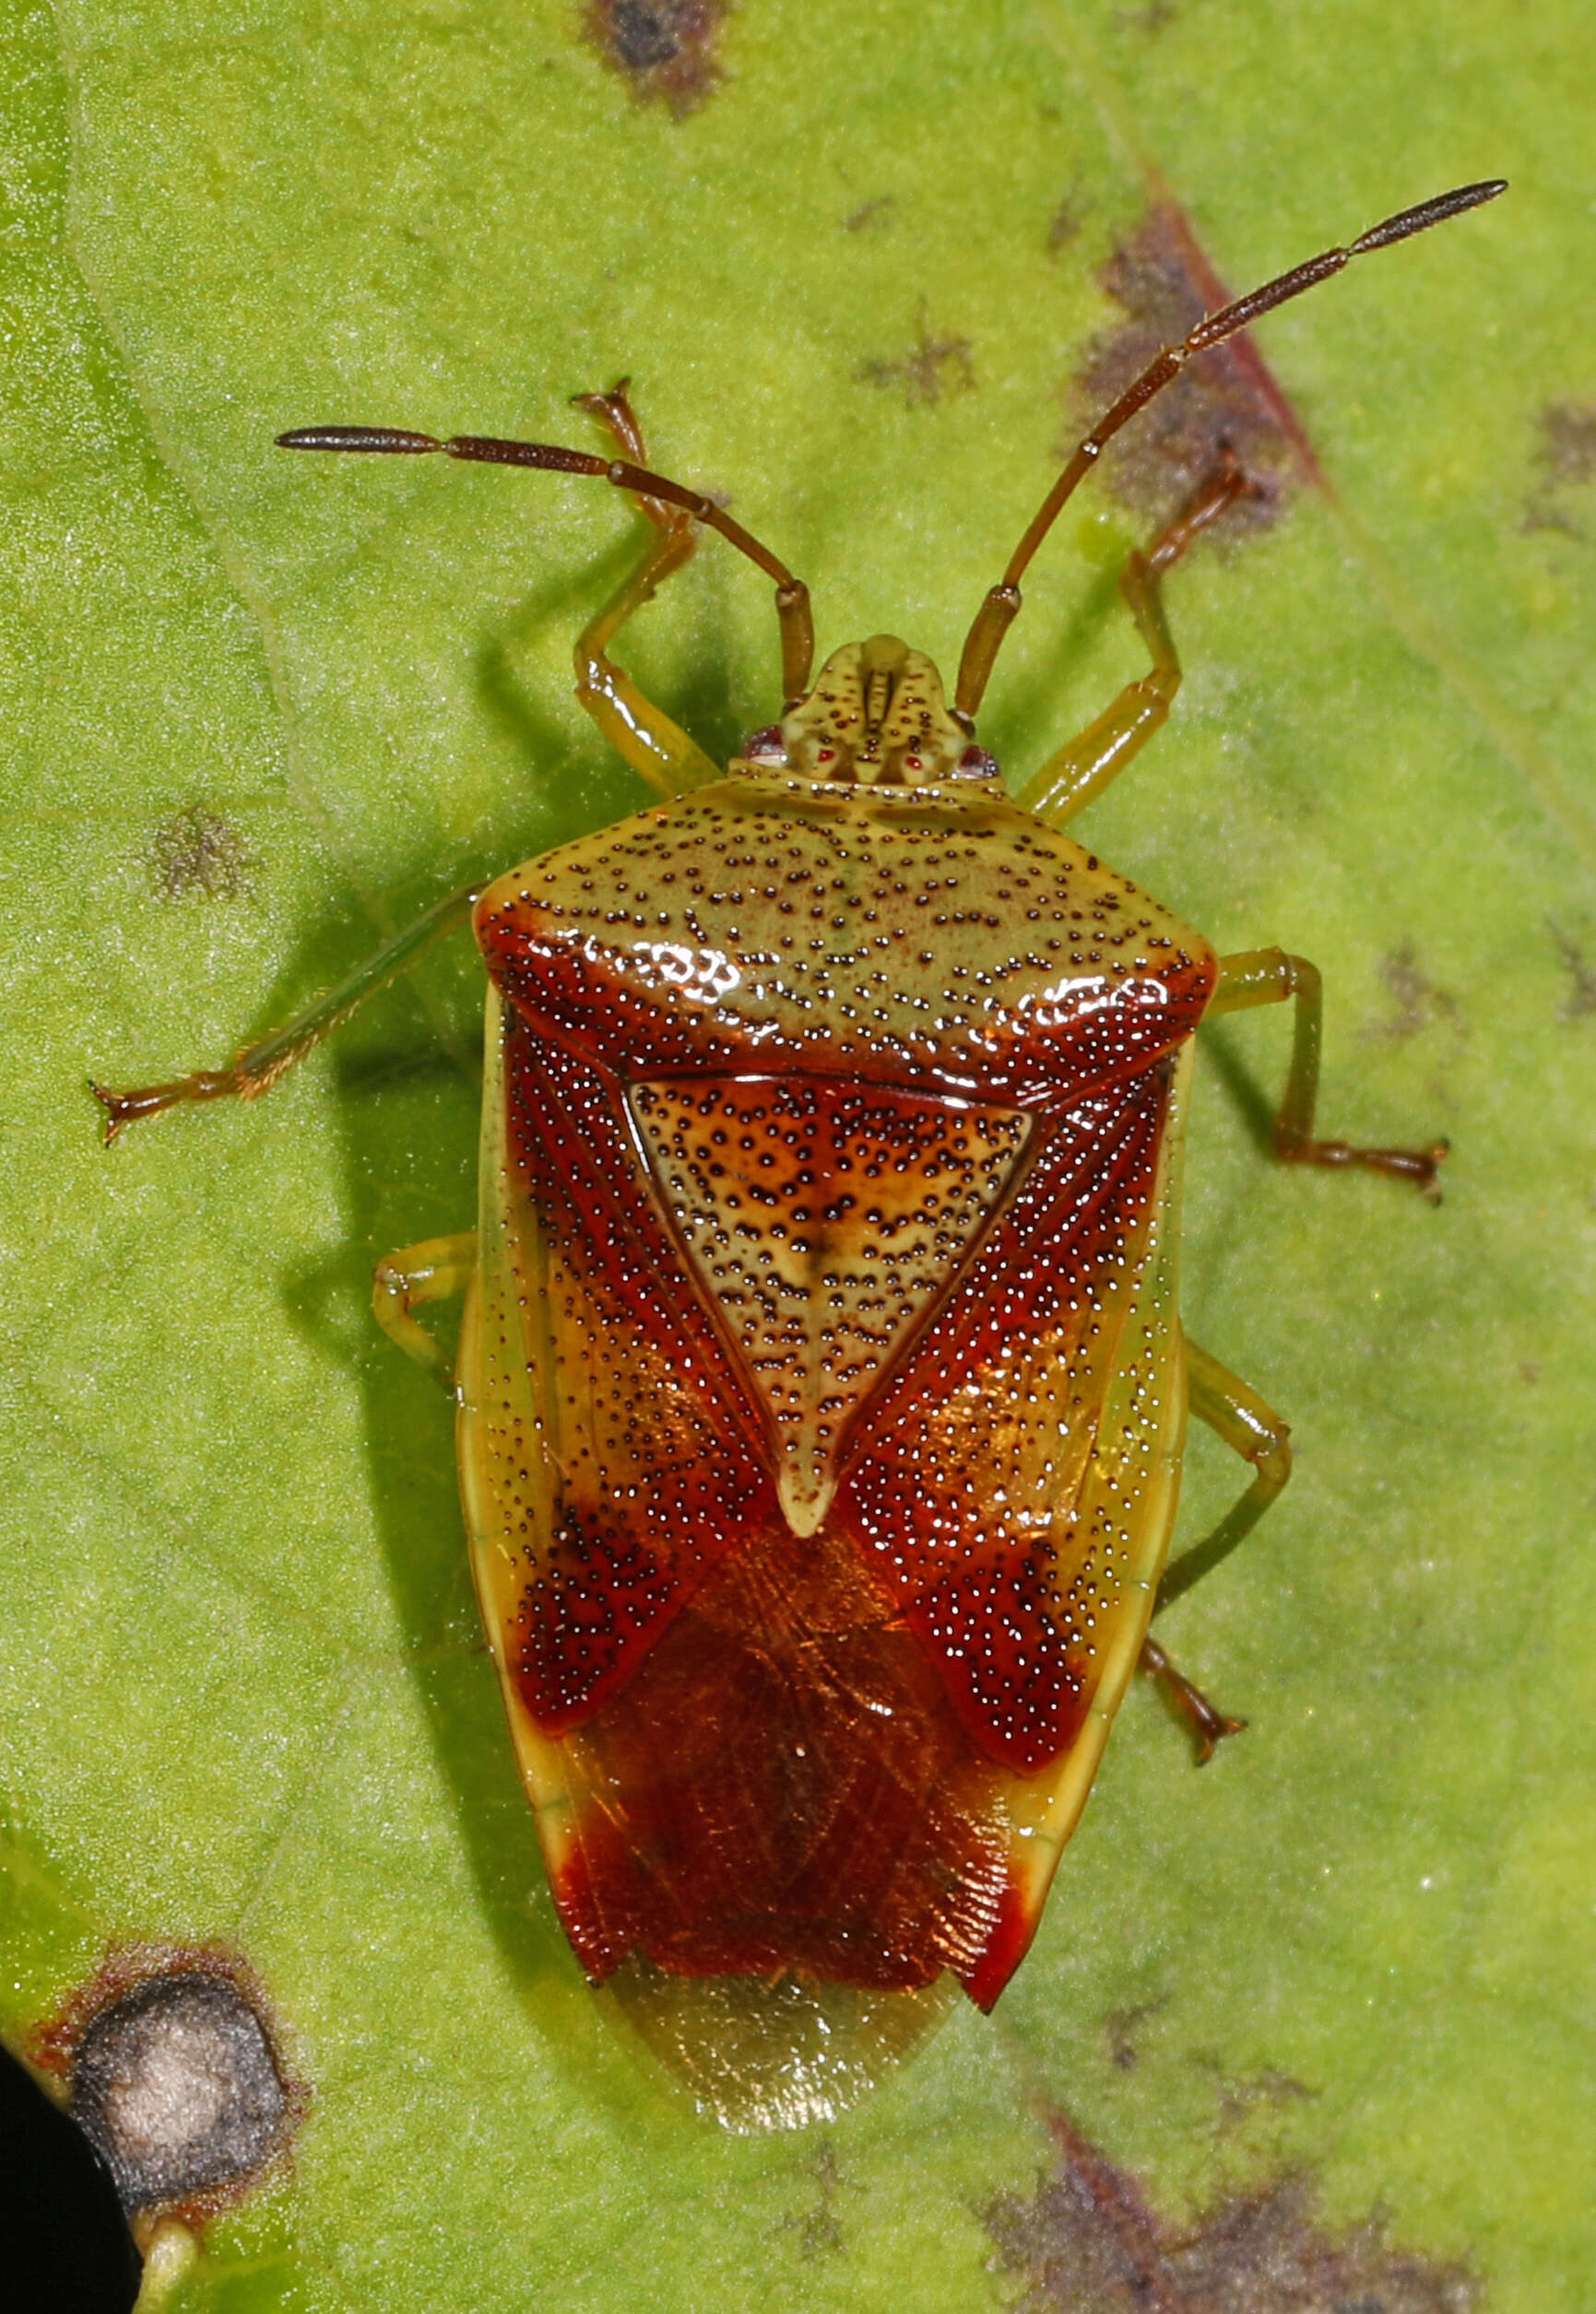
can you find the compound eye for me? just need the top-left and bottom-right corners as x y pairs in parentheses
(740, 725), (788, 765)
(953, 744), (1001, 780)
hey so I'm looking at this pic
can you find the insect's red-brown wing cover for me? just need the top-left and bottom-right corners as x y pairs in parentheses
(469, 785), (1209, 1998)
(487, 1006), (1172, 1994)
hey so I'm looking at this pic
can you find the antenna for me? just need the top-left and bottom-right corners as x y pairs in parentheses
(278, 423), (816, 701)
(953, 179), (1507, 720)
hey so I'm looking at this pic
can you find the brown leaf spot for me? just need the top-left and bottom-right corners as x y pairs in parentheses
(1547, 919), (1596, 1020)
(583, 0), (728, 119)
(857, 307), (975, 410)
(1365, 943), (1465, 1045)
(842, 196), (893, 234)
(150, 804), (254, 901)
(1537, 402), (1596, 489)
(1046, 184), (1087, 259)
(1103, 1996), (1168, 2071)
(1190, 2051), (1318, 2137)
(1522, 401), (1596, 537)
(781, 2138), (852, 2260)
(30, 1947), (301, 2227)
(987, 2108), (1478, 2314)
(1070, 206), (1316, 542)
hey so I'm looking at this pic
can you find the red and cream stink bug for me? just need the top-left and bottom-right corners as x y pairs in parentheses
(96, 181), (1502, 2131)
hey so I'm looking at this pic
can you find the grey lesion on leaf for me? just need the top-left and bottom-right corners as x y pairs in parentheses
(841, 195), (893, 234)
(40, 1947), (300, 2236)
(856, 304), (975, 410)
(1046, 181), (1088, 259)
(1070, 205), (1313, 549)
(1546, 918), (1596, 1020)
(149, 803), (255, 901)
(1364, 943), (1467, 1046)
(1188, 2049), (1318, 2138)
(1116, 0), (1178, 33)
(581, 0), (728, 118)
(986, 2103), (1479, 2314)
(1521, 401), (1596, 540)
(1102, 1994), (1169, 2071)
(781, 2136), (853, 2261)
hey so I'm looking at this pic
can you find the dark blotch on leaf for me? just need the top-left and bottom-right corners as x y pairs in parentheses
(987, 2108), (1478, 2313)
(1523, 401), (1596, 537)
(584, 0), (727, 118)
(1046, 184), (1086, 258)
(70, 1972), (290, 2213)
(1118, 0), (1178, 32)
(1102, 1995), (1167, 2071)
(1536, 401), (1596, 489)
(857, 308), (975, 410)
(1072, 205), (1311, 541)
(151, 804), (254, 901)
(1547, 919), (1596, 1020)
(1367, 943), (1464, 1045)
(781, 2138), (849, 2260)
(842, 195), (893, 234)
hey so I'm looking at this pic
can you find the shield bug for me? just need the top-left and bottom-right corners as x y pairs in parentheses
(96, 181), (1503, 2130)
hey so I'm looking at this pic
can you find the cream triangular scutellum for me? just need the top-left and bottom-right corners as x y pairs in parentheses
(630, 1074), (1031, 1530)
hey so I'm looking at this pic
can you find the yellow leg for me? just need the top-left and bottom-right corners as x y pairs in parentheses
(1211, 950), (1448, 1198)
(93, 884), (479, 1141)
(570, 380), (721, 799)
(1160, 1338), (1293, 1613)
(573, 520), (721, 797)
(1139, 1635), (1244, 1765)
(1141, 1336), (1293, 1761)
(1020, 465), (1253, 827)
(372, 1230), (478, 1389)
(94, 383), (719, 1145)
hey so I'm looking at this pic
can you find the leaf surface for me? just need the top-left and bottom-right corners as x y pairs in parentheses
(2, 1), (1591, 2306)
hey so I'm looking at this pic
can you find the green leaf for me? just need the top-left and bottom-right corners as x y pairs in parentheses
(2, 0), (1590, 2307)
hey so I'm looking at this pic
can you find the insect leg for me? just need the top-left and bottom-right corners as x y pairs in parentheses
(573, 522), (721, 797)
(1139, 1636), (1244, 1765)
(1140, 1338), (1293, 1760)
(956, 180), (1507, 715)
(372, 1230), (478, 1389)
(567, 381), (724, 798)
(1160, 1339), (1293, 1611)
(1210, 949), (1448, 1196)
(1017, 465), (1255, 826)
(92, 881), (479, 1141)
